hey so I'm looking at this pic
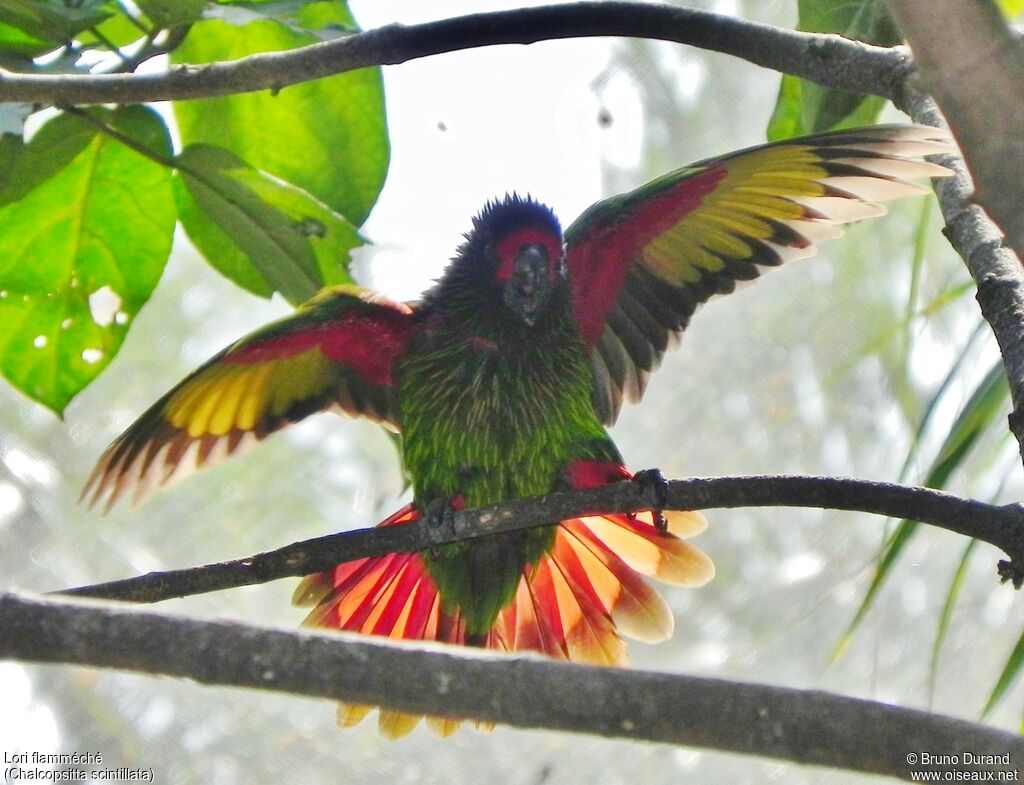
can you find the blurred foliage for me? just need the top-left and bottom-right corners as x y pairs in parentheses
(767, 0), (899, 140)
(0, 0), (387, 413)
(760, 0), (1023, 720)
(997, 0), (1024, 19)
(768, 0), (1024, 141)
(832, 360), (1010, 662)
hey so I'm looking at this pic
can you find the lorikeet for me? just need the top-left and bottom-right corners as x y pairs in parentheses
(83, 125), (951, 738)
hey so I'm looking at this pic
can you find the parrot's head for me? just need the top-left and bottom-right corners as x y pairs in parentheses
(440, 194), (566, 328)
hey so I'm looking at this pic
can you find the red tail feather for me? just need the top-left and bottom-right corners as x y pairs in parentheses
(294, 501), (713, 738)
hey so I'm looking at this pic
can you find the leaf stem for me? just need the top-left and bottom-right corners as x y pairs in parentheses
(87, 26), (130, 63)
(61, 105), (177, 168)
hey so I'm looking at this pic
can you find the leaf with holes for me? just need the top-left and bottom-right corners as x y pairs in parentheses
(0, 106), (175, 414)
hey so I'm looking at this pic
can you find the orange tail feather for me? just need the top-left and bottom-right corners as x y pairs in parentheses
(296, 502), (713, 737)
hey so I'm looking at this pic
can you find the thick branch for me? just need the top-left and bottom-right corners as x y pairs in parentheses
(2, 593), (1019, 782)
(887, 0), (1024, 266)
(59, 475), (1024, 604)
(0, 3), (907, 106)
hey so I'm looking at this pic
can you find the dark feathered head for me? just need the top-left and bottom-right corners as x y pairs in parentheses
(433, 194), (566, 327)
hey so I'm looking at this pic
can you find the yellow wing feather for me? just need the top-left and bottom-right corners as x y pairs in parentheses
(83, 286), (414, 511)
(569, 125), (955, 424)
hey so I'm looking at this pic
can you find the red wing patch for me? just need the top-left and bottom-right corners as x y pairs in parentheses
(568, 166), (727, 345)
(563, 126), (953, 425)
(226, 306), (415, 387)
(82, 286), (418, 511)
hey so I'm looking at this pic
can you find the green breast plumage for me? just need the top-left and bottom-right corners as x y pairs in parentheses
(396, 306), (618, 635)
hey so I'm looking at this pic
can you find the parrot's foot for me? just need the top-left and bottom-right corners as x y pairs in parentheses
(423, 497), (458, 558)
(632, 468), (669, 533)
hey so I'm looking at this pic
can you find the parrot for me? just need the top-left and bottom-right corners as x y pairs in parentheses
(82, 125), (952, 738)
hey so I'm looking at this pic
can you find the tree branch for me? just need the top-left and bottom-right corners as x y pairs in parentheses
(1, 593), (1019, 782)
(887, 2), (1024, 469)
(0, 3), (907, 106)
(895, 88), (1024, 469)
(886, 0), (1024, 267)
(58, 475), (1024, 604)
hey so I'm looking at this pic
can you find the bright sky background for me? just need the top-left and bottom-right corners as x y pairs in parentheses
(351, 0), (639, 300)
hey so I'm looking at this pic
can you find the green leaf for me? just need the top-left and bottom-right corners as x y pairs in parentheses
(901, 199), (933, 359)
(768, 76), (888, 140)
(767, 0), (899, 139)
(831, 518), (919, 662)
(175, 144), (362, 304)
(765, 74), (803, 141)
(996, 0), (1024, 19)
(78, 5), (149, 50)
(0, 106), (175, 413)
(210, 1), (357, 36)
(984, 627), (1024, 717)
(832, 361), (1009, 660)
(174, 175), (272, 299)
(928, 538), (977, 703)
(927, 364), (1009, 486)
(172, 12), (387, 226)
(0, 132), (23, 193)
(897, 321), (989, 483)
(0, 0), (111, 44)
(0, 22), (54, 57)
(135, 0), (207, 29)
(0, 114), (97, 206)
(291, 1), (357, 34)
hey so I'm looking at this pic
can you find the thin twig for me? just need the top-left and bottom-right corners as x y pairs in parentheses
(58, 475), (1024, 604)
(86, 26), (130, 63)
(2, 593), (1020, 782)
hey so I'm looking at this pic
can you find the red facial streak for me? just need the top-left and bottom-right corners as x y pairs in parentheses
(226, 304), (416, 387)
(565, 459), (632, 490)
(568, 164), (728, 344)
(496, 227), (564, 283)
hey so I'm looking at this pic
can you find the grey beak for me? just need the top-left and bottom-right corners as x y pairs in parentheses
(505, 244), (550, 325)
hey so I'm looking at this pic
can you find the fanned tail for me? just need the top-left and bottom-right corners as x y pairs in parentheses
(294, 503), (713, 739)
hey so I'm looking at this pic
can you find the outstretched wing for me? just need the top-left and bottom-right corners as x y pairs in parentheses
(564, 125), (953, 423)
(83, 285), (417, 511)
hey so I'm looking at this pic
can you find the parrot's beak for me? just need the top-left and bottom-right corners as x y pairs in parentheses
(505, 244), (553, 326)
